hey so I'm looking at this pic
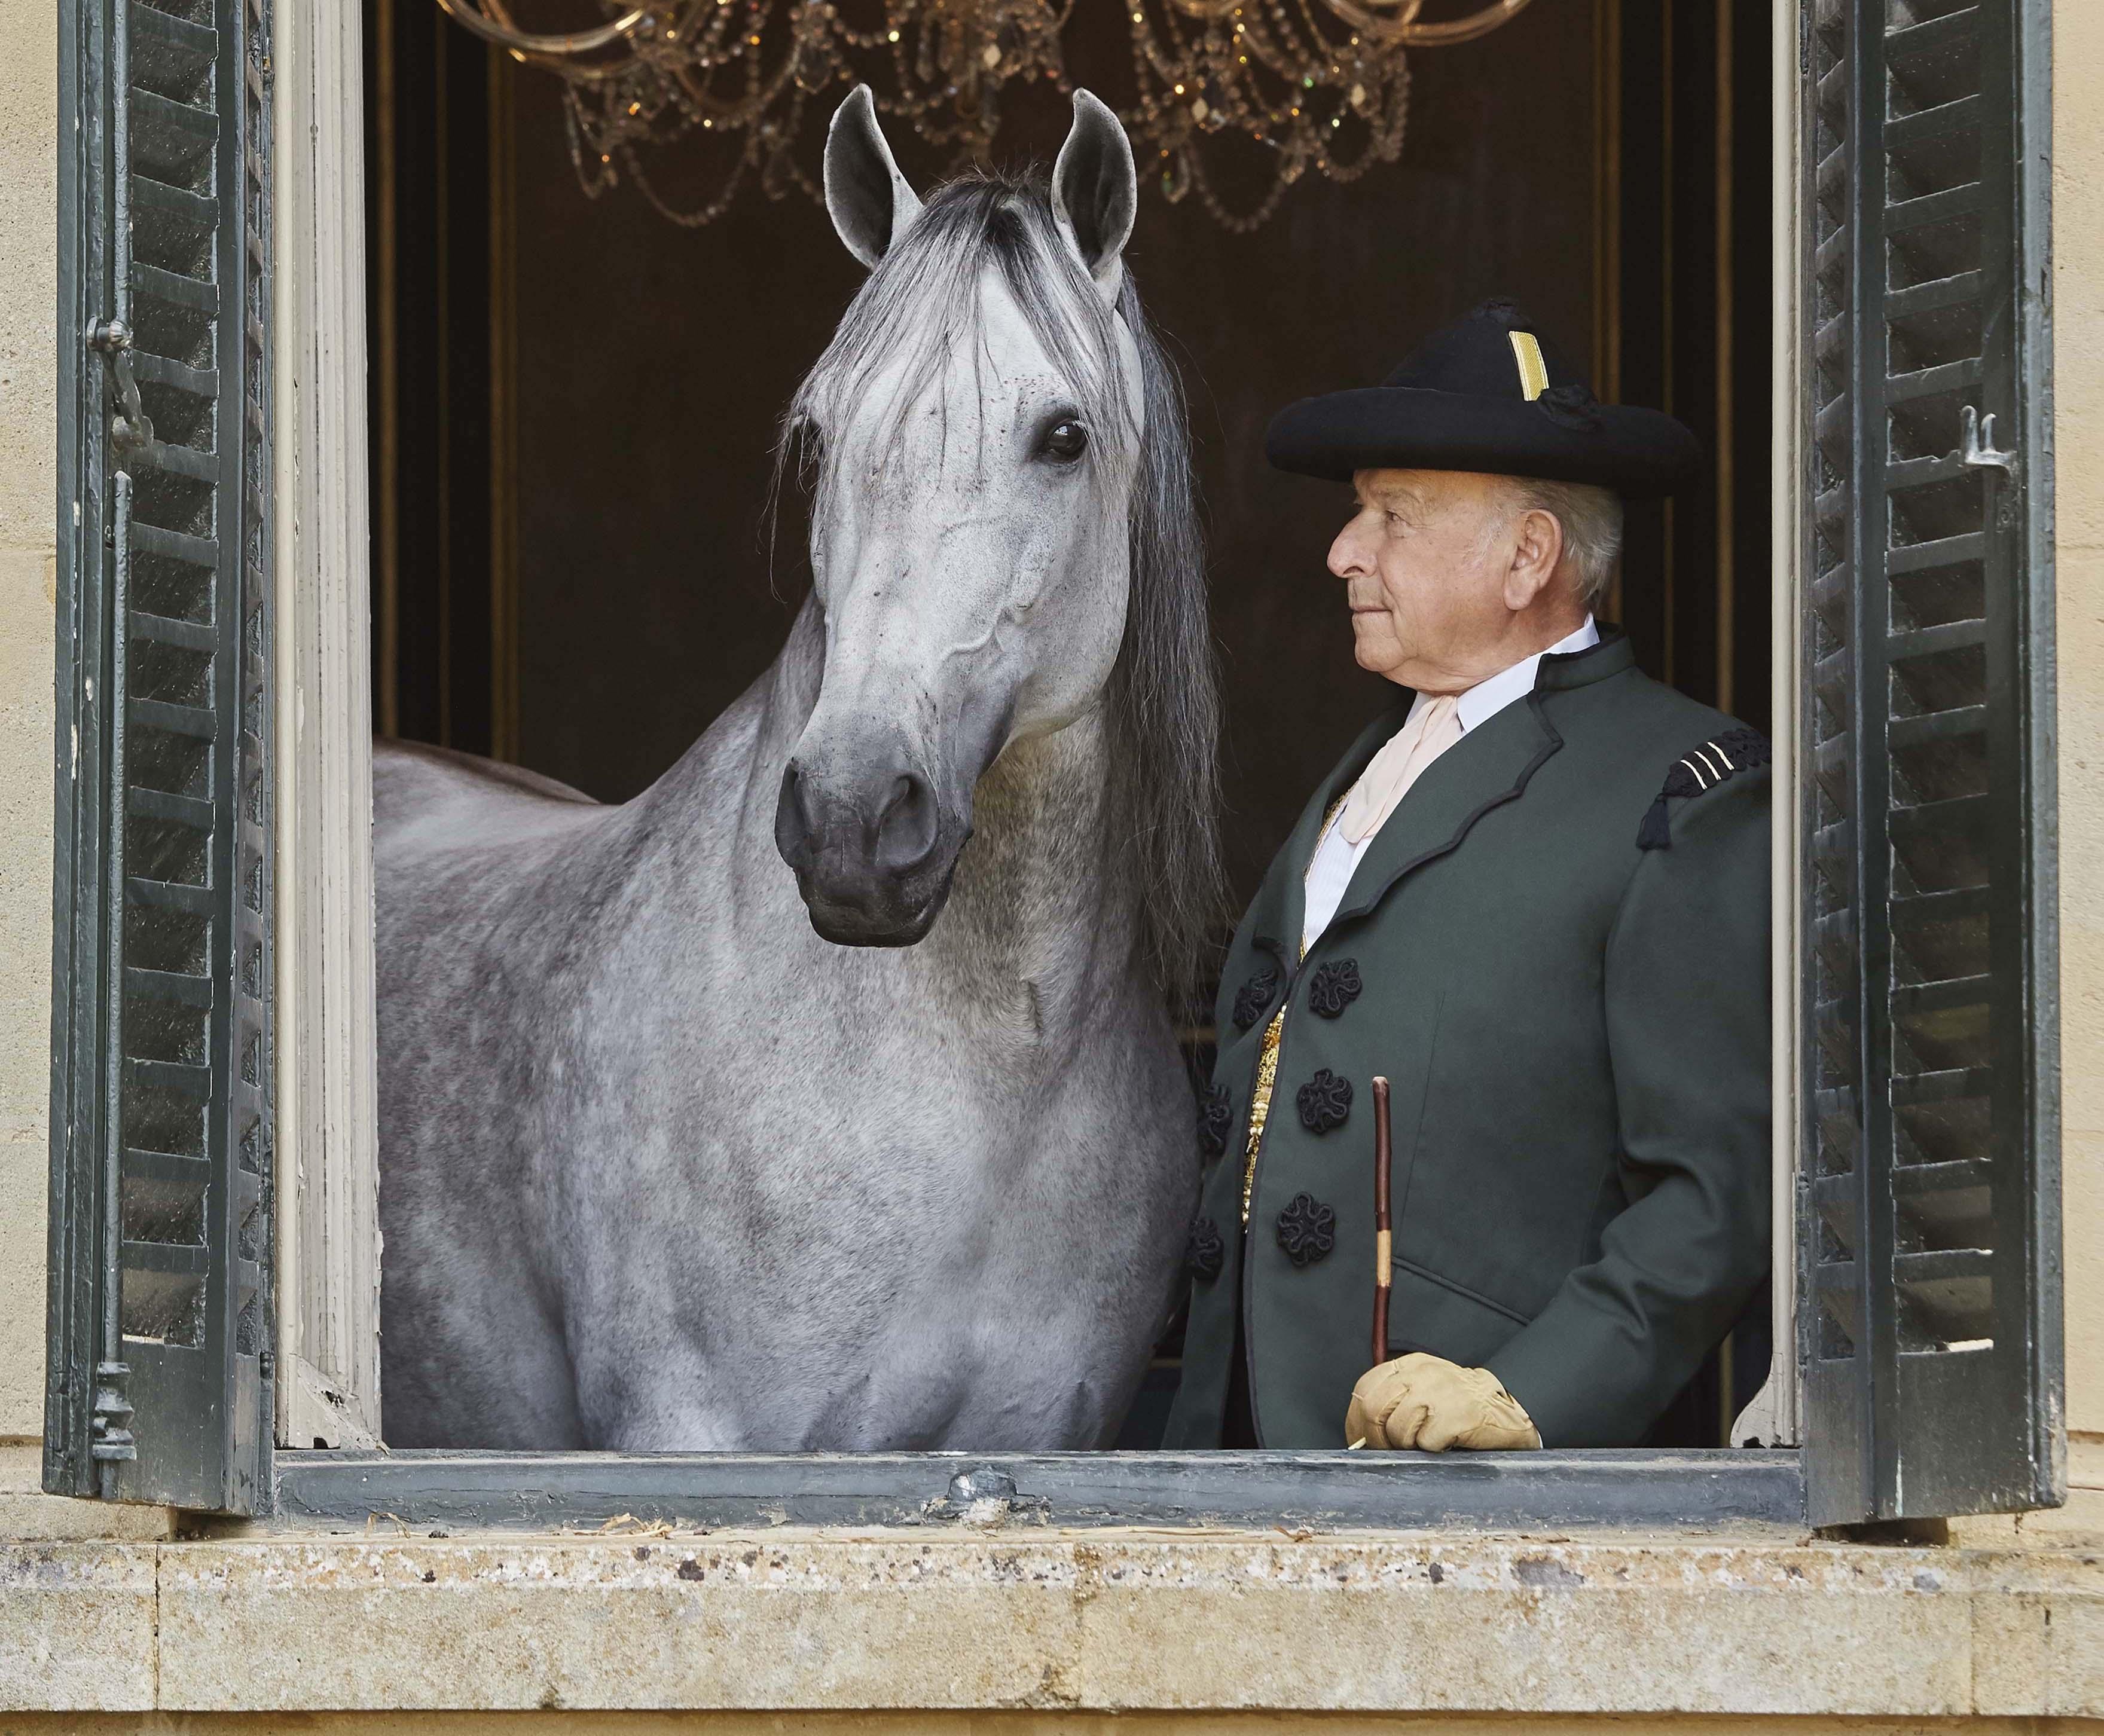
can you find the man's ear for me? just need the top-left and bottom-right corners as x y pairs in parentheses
(824, 85), (923, 270)
(1503, 507), (1566, 610)
(1051, 90), (1137, 306)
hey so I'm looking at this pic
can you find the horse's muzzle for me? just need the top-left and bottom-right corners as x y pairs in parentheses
(774, 752), (963, 945)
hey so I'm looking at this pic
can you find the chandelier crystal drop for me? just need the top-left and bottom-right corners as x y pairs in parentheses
(435, 0), (1535, 230)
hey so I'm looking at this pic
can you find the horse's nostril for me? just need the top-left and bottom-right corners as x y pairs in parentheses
(777, 750), (943, 887)
(774, 759), (818, 869)
(874, 769), (939, 873)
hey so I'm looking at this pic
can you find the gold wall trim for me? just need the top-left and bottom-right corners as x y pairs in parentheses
(1593, 0), (1622, 621)
(1658, 0), (1676, 689)
(1714, 0), (1736, 717)
(433, 8), (454, 747)
(374, 0), (399, 738)
(489, 51), (519, 764)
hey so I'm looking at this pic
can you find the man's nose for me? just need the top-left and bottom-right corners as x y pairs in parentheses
(1329, 520), (1370, 580)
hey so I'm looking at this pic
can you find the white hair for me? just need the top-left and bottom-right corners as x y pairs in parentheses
(1501, 476), (1625, 607)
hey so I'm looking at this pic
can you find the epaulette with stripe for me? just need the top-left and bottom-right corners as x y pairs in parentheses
(1636, 727), (1771, 850)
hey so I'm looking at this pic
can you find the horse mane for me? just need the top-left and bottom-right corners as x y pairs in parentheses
(774, 170), (1226, 999)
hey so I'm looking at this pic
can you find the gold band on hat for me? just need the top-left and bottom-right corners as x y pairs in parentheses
(1508, 331), (1550, 402)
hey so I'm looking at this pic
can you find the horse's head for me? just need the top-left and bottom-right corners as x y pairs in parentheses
(773, 87), (1153, 947)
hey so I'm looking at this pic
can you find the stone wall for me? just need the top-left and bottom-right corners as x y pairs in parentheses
(0, 0), (2097, 1548)
(0, 0), (59, 1443)
(0, 5), (2101, 1728)
(2053, 0), (2104, 1466)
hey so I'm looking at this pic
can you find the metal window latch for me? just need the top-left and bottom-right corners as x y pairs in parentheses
(88, 319), (155, 461)
(924, 1463), (1049, 1525)
(1961, 404), (2017, 474)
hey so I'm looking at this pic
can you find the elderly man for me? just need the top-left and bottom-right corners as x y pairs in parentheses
(1164, 300), (1770, 1452)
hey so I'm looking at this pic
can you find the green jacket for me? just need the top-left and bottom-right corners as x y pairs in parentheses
(1163, 632), (1770, 1450)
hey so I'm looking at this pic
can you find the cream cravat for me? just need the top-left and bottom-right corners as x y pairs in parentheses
(1336, 693), (1464, 845)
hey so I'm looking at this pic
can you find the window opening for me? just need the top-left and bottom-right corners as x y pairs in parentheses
(358, 0), (1779, 1462)
(47, 0), (2061, 1527)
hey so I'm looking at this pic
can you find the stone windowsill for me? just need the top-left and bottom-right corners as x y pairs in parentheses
(4, 1522), (2102, 1717)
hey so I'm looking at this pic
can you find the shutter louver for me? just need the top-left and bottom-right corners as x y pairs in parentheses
(46, 0), (274, 1513)
(1798, 0), (2060, 1526)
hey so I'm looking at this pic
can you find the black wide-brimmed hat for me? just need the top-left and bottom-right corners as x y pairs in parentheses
(1265, 299), (1702, 499)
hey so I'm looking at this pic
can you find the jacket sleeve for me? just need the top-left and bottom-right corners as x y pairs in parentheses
(1484, 763), (1772, 1447)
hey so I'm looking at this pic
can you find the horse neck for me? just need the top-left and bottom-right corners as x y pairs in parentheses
(927, 708), (1137, 1010)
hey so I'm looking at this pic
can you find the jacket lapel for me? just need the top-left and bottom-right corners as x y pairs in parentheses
(1324, 686), (1562, 934)
(1246, 630), (1636, 959)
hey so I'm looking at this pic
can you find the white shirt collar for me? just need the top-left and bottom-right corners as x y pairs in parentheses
(1407, 616), (1600, 736)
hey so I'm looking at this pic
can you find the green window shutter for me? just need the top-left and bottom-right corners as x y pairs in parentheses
(45, 0), (275, 1514)
(1800, 0), (2061, 1526)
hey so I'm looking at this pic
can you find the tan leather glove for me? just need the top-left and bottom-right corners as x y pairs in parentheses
(1345, 1352), (1542, 1451)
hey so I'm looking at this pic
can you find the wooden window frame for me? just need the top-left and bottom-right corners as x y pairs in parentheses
(261, 0), (1810, 1534)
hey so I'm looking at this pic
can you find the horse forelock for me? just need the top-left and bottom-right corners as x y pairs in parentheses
(772, 169), (1224, 999)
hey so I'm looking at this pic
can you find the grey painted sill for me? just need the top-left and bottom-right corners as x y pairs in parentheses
(270, 1447), (1805, 1533)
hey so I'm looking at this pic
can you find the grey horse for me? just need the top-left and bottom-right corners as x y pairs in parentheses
(372, 87), (1223, 1450)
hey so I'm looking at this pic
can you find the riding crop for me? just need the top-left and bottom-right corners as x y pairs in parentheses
(1372, 1073), (1393, 1368)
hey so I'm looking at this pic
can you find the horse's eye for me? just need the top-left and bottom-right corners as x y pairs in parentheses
(1041, 418), (1088, 461)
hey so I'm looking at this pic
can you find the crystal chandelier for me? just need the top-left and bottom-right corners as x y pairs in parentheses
(435, 0), (1536, 230)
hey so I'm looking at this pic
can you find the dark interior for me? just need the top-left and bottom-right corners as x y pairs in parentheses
(363, 0), (1776, 1447)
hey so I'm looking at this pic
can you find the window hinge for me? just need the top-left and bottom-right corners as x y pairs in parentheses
(87, 320), (155, 463)
(90, 1359), (136, 1483)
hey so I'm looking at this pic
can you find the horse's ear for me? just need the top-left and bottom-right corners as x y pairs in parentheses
(1052, 90), (1137, 305)
(824, 85), (923, 270)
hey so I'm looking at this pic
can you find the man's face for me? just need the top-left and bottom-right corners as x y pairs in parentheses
(1326, 468), (1532, 692)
